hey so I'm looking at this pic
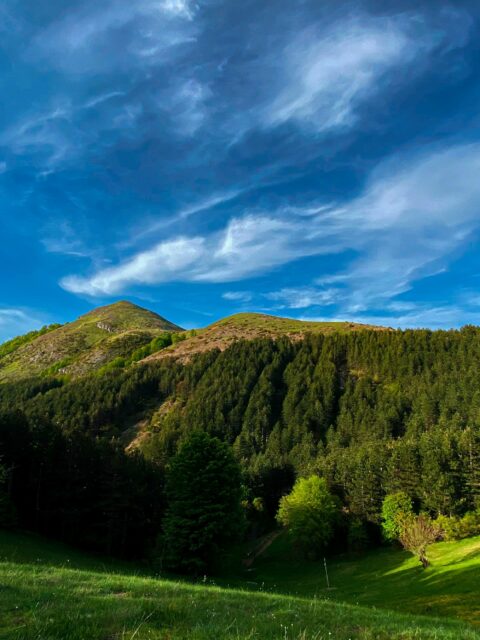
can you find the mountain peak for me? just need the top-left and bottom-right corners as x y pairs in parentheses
(80, 300), (182, 332)
(0, 301), (182, 381)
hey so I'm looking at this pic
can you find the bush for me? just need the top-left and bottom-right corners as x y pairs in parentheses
(434, 511), (480, 541)
(276, 476), (339, 558)
(381, 492), (413, 542)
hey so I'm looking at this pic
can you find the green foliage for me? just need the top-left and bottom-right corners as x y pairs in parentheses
(0, 301), (182, 381)
(4, 325), (480, 554)
(42, 356), (74, 377)
(0, 461), (16, 528)
(231, 529), (480, 628)
(0, 324), (61, 360)
(347, 517), (369, 552)
(162, 432), (245, 574)
(212, 312), (380, 335)
(382, 492), (414, 542)
(0, 411), (164, 557)
(171, 332), (186, 344)
(434, 511), (480, 541)
(276, 475), (338, 557)
(96, 333), (176, 374)
(126, 333), (176, 363)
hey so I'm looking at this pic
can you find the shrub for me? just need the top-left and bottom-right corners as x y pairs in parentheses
(381, 492), (413, 542)
(276, 476), (339, 558)
(399, 514), (440, 568)
(434, 511), (480, 541)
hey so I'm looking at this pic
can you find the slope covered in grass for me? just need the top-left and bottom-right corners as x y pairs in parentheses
(147, 312), (385, 362)
(0, 531), (478, 640)
(231, 532), (480, 626)
(0, 301), (182, 381)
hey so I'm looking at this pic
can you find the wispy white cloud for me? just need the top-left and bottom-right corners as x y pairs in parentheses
(0, 308), (45, 343)
(222, 291), (252, 303)
(62, 236), (206, 295)
(162, 0), (196, 20)
(231, 8), (471, 137)
(264, 286), (339, 309)
(41, 221), (93, 258)
(263, 16), (413, 132)
(61, 141), (480, 305)
(121, 189), (244, 249)
(61, 214), (305, 294)
(32, 0), (197, 72)
(332, 142), (480, 310)
(0, 103), (76, 170)
(298, 302), (480, 331)
(157, 77), (211, 136)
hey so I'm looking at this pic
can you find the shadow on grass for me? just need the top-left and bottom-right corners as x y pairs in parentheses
(1, 561), (479, 640)
(225, 535), (480, 628)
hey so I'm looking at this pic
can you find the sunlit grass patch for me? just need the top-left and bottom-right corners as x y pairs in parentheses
(1, 531), (479, 639)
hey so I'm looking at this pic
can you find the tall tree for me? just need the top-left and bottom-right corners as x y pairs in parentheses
(162, 432), (244, 574)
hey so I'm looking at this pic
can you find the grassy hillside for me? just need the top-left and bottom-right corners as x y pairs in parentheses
(0, 531), (478, 640)
(147, 312), (386, 362)
(0, 306), (384, 378)
(0, 301), (182, 381)
(229, 533), (480, 627)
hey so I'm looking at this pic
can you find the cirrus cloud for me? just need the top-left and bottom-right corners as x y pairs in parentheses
(61, 142), (480, 307)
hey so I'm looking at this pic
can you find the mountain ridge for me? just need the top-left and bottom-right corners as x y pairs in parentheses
(0, 301), (386, 381)
(145, 311), (387, 363)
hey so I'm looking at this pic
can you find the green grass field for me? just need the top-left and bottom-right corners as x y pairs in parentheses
(228, 532), (480, 626)
(1, 531), (479, 639)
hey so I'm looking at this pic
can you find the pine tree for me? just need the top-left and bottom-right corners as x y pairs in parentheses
(162, 432), (244, 574)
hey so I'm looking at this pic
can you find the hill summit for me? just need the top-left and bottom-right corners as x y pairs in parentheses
(0, 301), (182, 381)
(0, 302), (387, 381)
(144, 312), (385, 363)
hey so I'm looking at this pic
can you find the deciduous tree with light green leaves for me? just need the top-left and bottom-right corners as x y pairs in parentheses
(276, 475), (338, 558)
(381, 491), (413, 542)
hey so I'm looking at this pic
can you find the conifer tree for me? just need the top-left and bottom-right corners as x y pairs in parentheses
(162, 432), (244, 574)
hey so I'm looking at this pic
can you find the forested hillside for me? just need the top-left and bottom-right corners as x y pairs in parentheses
(1, 322), (479, 558)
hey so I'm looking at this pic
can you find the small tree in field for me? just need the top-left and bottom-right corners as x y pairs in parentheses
(162, 432), (244, 574)
(399, 514), (439, 569)
(381, 492), (413, 542)
(276, 476), (338, 558)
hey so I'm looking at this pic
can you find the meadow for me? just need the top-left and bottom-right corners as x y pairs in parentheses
(227, 532), (480, 626)
(1, 530), (479, 640)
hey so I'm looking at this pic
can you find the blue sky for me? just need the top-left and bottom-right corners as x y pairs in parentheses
(2, 0), (480, 339)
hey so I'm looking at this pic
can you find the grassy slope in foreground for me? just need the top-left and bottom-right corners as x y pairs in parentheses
(230, 533), (480, 627)
(0, 301), (182, 381)
(0, 532), (478, 640)
(147, 312), (387, 362)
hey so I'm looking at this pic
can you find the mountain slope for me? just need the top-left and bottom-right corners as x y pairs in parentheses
(0, 301), (182, 381)
(146, 312), (386, 362)
(0, 306), (386, 380)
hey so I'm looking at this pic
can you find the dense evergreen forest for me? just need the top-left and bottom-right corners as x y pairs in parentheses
(1, 327), (480, 559)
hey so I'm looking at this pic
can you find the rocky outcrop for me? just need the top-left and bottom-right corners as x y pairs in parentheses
(97, 322), (115, 333)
